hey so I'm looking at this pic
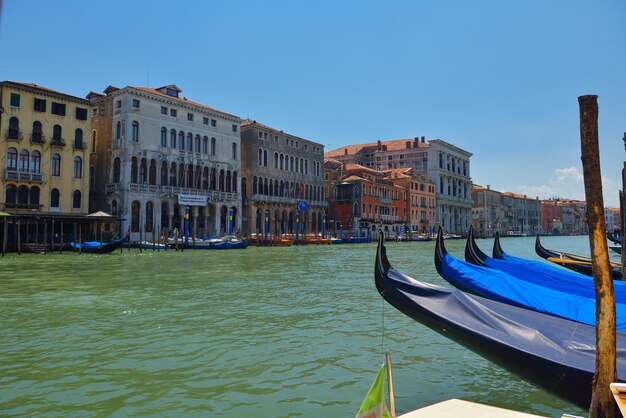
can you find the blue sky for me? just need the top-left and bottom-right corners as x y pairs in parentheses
(1, 0), (624, 206)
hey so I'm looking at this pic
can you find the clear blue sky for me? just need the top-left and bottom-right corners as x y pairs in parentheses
(1, 0), (624, 206)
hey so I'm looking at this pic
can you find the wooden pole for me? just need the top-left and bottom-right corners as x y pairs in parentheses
(621, 165), (626, 281)
(17, 220), (21, 255)
(2, 217), (7, 256)
(44, 220), (48, 253)
(78, 224), (82, 255)
(385, 351), (396, 418)
(35, 219), (39, 251)
(60, 222), (64, 254)
(579, 95), (616, 417)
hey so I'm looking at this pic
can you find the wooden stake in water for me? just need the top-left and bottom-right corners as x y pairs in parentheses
(78, 224), (82, 255)
(17, 220), (21, 255)
(60, 222), (64, 254)
(579, 95), (616, 418)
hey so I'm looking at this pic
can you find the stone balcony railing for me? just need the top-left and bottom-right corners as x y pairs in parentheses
(105, 183), (240, 203)
(5, 169), (44, 183)
(250, 194), (327, 207)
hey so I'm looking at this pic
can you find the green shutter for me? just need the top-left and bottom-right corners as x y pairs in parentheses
(10, 93), (20, 107)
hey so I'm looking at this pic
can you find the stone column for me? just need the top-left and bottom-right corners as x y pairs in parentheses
(192, 206), (198, 239)
(214, 205), (222, 236)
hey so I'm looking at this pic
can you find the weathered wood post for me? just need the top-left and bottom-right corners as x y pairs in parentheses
(2, 217), (7, 256)
(78, 224), (82, 255)
(17, 220), (21, 255)
(579, 95), (616, 418)
(60, 222), (64, 254)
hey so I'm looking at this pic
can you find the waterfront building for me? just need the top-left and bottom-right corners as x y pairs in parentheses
(540, 198), (588, 235)
(324, 160), (407, 237)
(239, 119), (326, 236)
(605, 207), (621, 232)
(471, 184), (505, 237)
(384, 168), (436, 234)
(541, 199), (562, 235)
(88, 84), (241, 241)
(325, 136), (472, 234)
(501, 192), (541, 235)
(0, 81), (92, 242)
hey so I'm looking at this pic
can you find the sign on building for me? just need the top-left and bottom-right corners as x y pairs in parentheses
(178, 194), (210, 206)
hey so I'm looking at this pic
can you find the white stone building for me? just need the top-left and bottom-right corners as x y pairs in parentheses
(427, 139), (473, 234)
(89, 84), (242, 241)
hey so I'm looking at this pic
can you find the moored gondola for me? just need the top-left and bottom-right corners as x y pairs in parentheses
(374, 229), (626, 410)
(533, 235), (622, 280)
(70, 237), (126, 254)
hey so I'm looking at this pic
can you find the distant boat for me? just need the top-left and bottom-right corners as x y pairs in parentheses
(411, 234), (431, 242)
(139, 241), (167, 250)
(70, 238), (126, 254)
(193, 236), (247, 250)
(533, 235), (622, 280)
(608, 232), (622, 245)
(374, 230), (626, 410)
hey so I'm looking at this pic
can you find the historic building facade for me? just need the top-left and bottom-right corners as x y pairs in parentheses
(89, 84), (241, 241)
(325, 136), (472, 234)
(1, 81), (91, 217)
(384, 168), (436, 235)
(240, 119), (326, 236)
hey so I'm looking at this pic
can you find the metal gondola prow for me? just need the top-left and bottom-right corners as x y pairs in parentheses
(434, 226), (448, 276)
(464, 225), (487, 266)
(492, 232), (506, 259)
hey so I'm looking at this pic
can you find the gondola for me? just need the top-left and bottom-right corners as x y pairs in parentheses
(374, 229), (626, 410)
(533, 235), (622, 280)
(608, 232), (622, 245)
(464, 227), (626, 303)
(70, 237), (126, 254)
(434, 227), (626, 329)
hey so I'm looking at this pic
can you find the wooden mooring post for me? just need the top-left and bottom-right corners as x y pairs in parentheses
(579, 95), (616, 417)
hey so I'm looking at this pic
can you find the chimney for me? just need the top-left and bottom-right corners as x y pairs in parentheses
(377, 140), (382, 150)
(344, 148), (348, 155)
(487, 185), (490, 190)
(421, 136), (425, 143)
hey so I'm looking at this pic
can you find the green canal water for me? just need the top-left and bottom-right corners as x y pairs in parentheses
(1, 235), (615, 417)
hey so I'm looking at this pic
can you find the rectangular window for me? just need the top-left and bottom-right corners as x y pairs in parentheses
(51, 102), (66, 116)
(116, 100), (122, 108)
(187, 113), (194, 121)
(132, 99), (140, 109)
(211, 119), (217, 127)
(170, 109), (177, 117)
(10, 93), (20, 107)
(232, 124), (238, 132)
(264, 132), (268, 140)
(92, 108), (98, 116)
(258, 131), (263, 139)
(161, 106), (168, 115)
(399, 154), (405, 160)
(203, 117), (209, 125)
(295, 142), (299, 148)
(76, 107), (88, 121)
(387, 155), (393, 161)
(34, 98), (47, 112)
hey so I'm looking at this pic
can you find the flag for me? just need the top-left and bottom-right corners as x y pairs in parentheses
(355, 364), (391, 418)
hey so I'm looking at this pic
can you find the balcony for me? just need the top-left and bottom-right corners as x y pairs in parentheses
(50, 137), (66, 148)
(5, 129), (23, 141)
(30, 133), (46, 144)
(112, 139), (120, 149)
(108, 183), (241, 204)
(73, 141), (87, 150)
(5, 169), (44, 183)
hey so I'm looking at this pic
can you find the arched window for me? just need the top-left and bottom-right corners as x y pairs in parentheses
(149, 160), (156, 185)
(52, 153), (61, 176)
(179, 131), (185, 150)
(5, 184), (17, 204)
(19, 150), (29, 172)
(203, 167), (209, 190)
(140, 158), (147, 183)
(6, 147), (18, 171)
(74, 128), (84, 149)
(91, 130), (97, 150)
(274, 152), (279, 169)
(195, 134), (201, 153)
(52, 124), (62, 143)
(30, 187), (40, 206)
(31, 151), (41, 173)
(305, 159), (308, 174)
(295, 158), (299, 173)
(113, 157), (121, 182)
(280, 154), (284, 170)
(202, 136), (208, 154)
(290, 156), (294, 172)
(116, 121), (121, 140)
(211, 138), (216, 155)
(161, 127), (167, 147)
(131, 157), (138, 183)
(170, 129), (177, 148)
(17, 186), (29, 205)
(32, 121), (43, 143)
(74, 156), (83, 178)
(263, 150), (268, 166)
(187, 133), (193, 151)
(253, 176), (258, 194)
(50, 188), (60, 209)
(258, 148), (263, 166)
(8, 117), (19, 139)
(72, 190), (82, 209)
(131, 121), (139, 142)
(161, 161), (168, 185)
(219, 169), (225, 192)
(131, 201), (140, 232)
(170, 163), (177, 186)
(111, 199), (117, 215)
(232, 171), (238, 193)
(300, 158), (304, 174)
(232, 142), (237, 160)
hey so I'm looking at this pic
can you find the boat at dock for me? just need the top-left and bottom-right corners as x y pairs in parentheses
(192, 236), (247, 249)
(70, 237), (126, 254)
(374, 230), (626, 410)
